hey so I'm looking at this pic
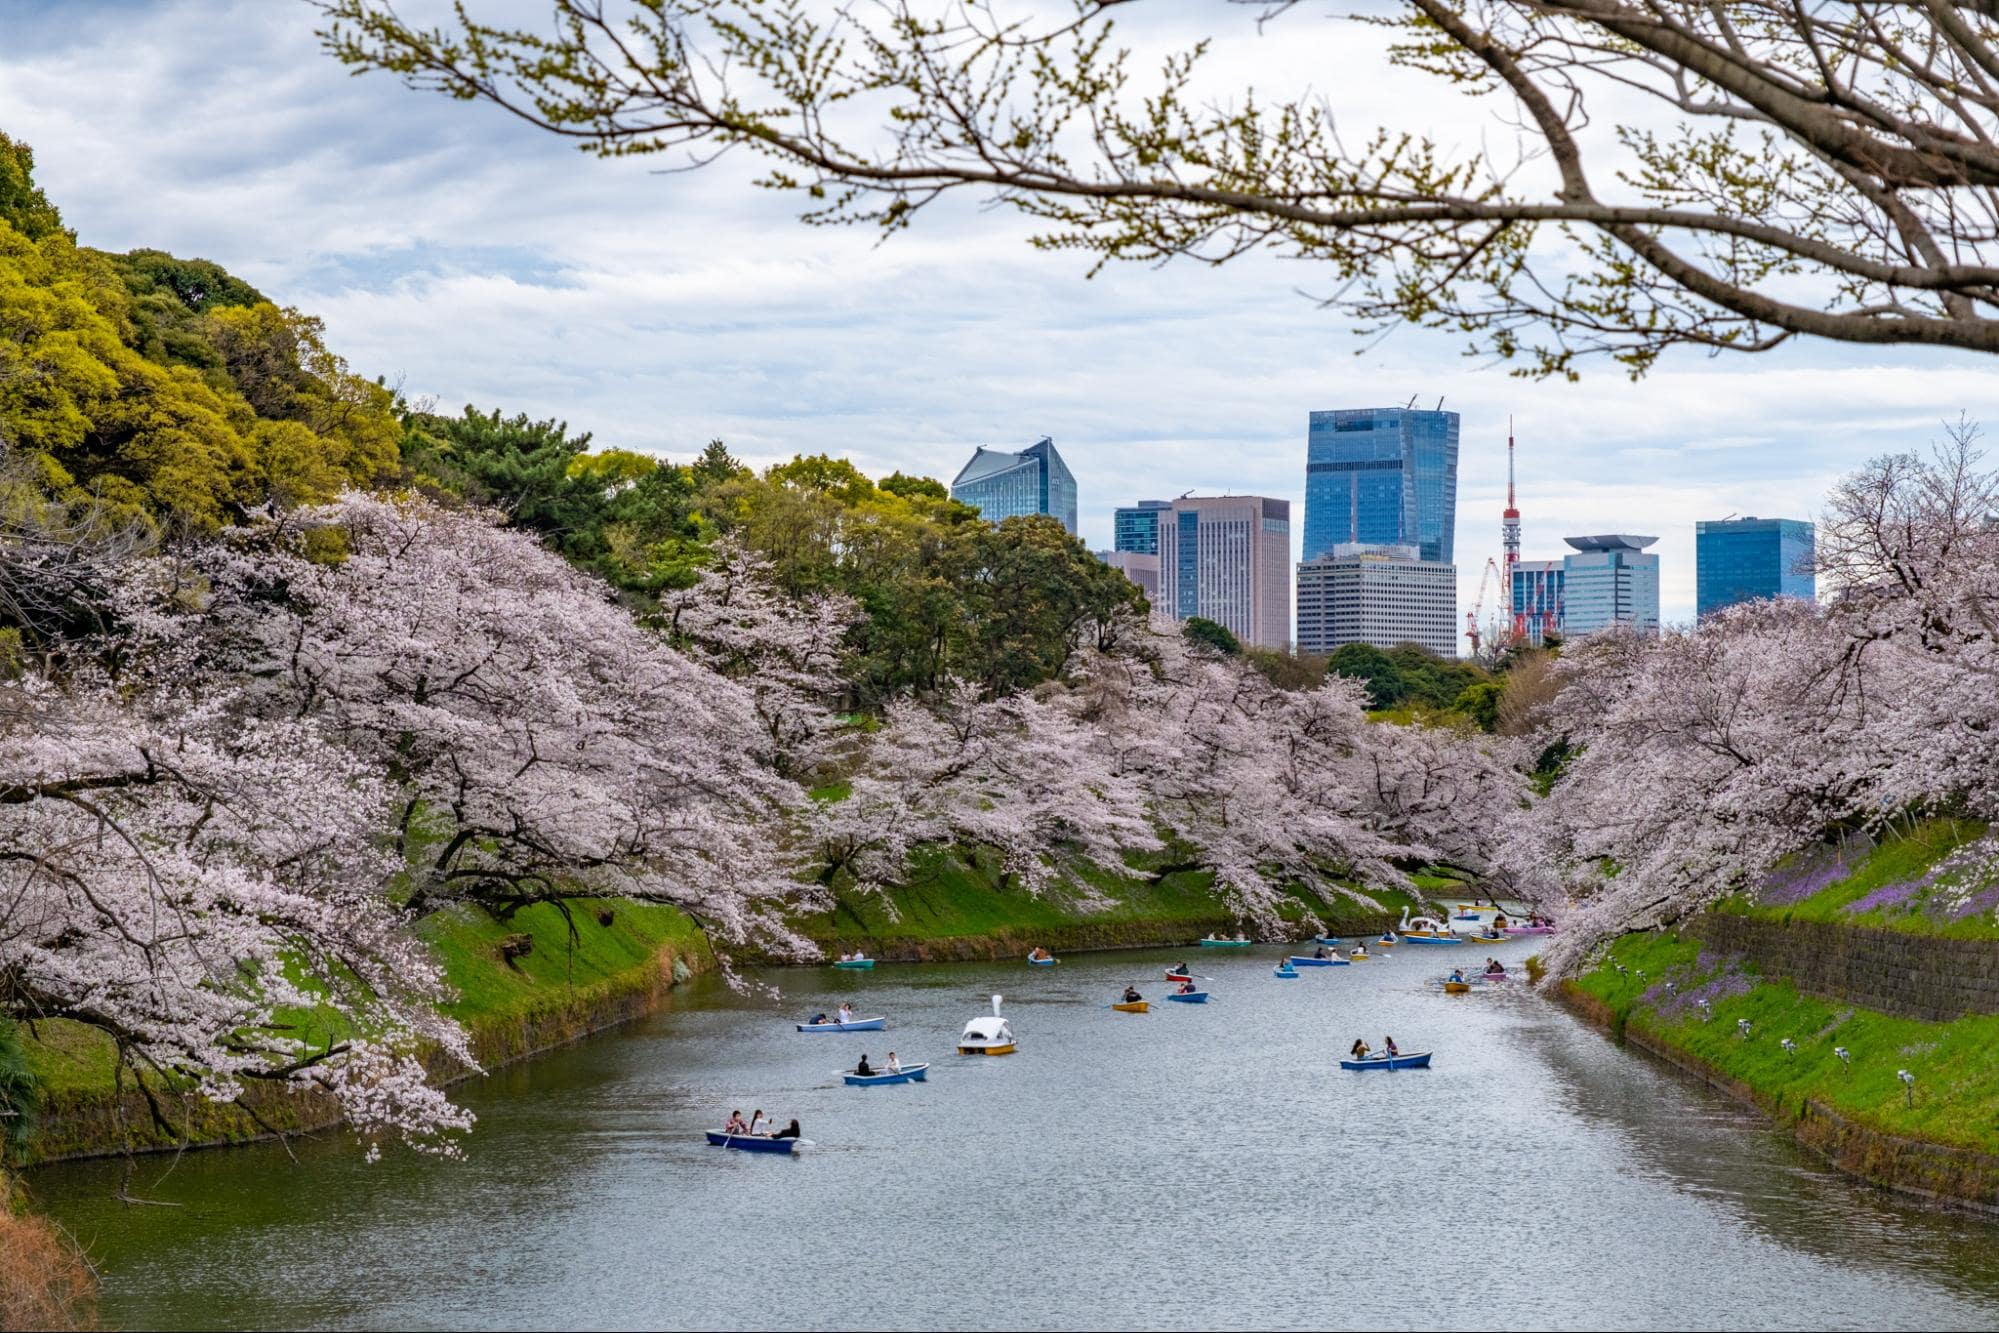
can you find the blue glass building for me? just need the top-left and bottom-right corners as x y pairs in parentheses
(949, 437), (1078, 535)
(1114, 499), (1172, 554)
(1302, 407), (1459, 563)
(1696, 517), (1815, 618)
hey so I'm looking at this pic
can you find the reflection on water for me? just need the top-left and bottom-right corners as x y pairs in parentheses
(33, 942), (1999, 1331)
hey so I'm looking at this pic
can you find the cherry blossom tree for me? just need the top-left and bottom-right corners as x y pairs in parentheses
(123, 494), (824, 952)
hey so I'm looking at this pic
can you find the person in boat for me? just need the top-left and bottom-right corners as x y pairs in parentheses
(1178, 979), (1197, 995)
(1313, 945), (1329, 959)
(1493, 913), (1509, 930)
(1171, 962), (1190, 977)
(772, 1119), (801, 1140)
(837, 1003), (854, 1025)
(1350, 1038), (1370, 1060)
(885, 1051), (901, 1074)
(808, 1012), (829, 1026)
(1384, 1035), (1400, 1057)
(1486, 958), (1505, 975)
(1122, 985), (1143, 1004)
(724, 1110), (748, 1134)
(1233, 932), (1248, 942)
(855, 1054), (874, 1077)
(1448, 968), (1465, 984)
(1351, 943), (1368, 958)
(749, 1109), (770, 1136)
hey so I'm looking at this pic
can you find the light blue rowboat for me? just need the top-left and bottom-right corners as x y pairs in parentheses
(1287, 956), (1344, 967)
(843, 1062), (929, 1086)
(831, 958), (875, 970)
(1339, 1051), (1433, 1071)
(1273, 966), (1300, 979)
(705, 1131), (799, 1154)
(1027, 954), (1058, 966)
(1400, 934), (1464, 946)
(1164, 990), (1210, 1003)
(796, 1017), (887, 1033)
(1197, 939), (1253, 948)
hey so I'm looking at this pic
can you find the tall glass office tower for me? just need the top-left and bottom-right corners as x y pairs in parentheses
(1113, 499), (1172, 554)
(949, 437), (1078, 535)
(1302, 407), (1459, 563)
(1696, 517), (1815, 618)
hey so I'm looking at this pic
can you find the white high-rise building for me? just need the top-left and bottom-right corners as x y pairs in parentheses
(1561, 534), (1660, 636)
(1296, 543), (1459, 658)
(1153, 496), (1292, 649)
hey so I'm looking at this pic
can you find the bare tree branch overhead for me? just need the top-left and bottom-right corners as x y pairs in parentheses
(317, 1), (1999, 377)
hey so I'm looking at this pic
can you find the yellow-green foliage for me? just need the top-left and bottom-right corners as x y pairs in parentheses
(0, 135), (401, 530)
(1573, 933), (1999, 1153)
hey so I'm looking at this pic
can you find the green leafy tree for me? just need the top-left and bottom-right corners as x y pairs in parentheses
(1326, 643), (1408, 710)
(1182, 616), (1241, 657)
(0, 132), (64, 242)
(879, 470), (947, 501)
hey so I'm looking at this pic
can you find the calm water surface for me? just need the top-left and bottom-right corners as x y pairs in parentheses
(34, 940), (1999, 1330)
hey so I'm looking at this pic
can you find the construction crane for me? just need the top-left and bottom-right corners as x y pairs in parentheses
(1464, 556), (1504, 656)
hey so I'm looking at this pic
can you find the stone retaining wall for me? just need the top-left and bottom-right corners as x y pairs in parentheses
(1691, 913), (1999, 1022)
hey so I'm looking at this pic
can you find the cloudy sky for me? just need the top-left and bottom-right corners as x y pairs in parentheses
(5, 0), (1993, 631)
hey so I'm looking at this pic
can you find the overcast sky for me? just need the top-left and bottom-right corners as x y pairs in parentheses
(5, 0), (1994, 633)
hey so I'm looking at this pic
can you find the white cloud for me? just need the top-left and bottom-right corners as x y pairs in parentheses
(4, 0), (1994, 633)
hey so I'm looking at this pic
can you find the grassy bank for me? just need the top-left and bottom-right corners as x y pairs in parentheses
(783, 844), (1445, 961)
(1719, 819), (1999, 940)
(21, 899), (711, 1162)
(1564, 931), (1999, 1206)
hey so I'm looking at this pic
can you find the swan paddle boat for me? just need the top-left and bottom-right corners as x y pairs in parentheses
(1339, 1050), (1433, 1071)
(830, 957), (875, 970)
(705, 1131), (799, 1154)
(1198, 936), (1254, 948)
(1026, 950), (1058, 966)
(1287, 955), (1344, 967)
(1273, 965), (1300, 979)
(958, 996), (1016, 1055)
(1165, 989), (1210, 1004)
(1111, 999), (1150, 1013)
(796, 1016), (887, 1033)
(843, 1062), (928, 1086)
(1397, 908), (1464, 944)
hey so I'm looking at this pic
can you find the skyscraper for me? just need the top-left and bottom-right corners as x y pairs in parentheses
(1296, 543), (1458, 658)
(1561, 535), (1660, 636)
(1153, 496), (1292, 649)
(1510, 559), (1565, 646)
(1696, 517), (1816, 617)
(1302, 406), (1460, 564)
(1113, 499), (1172, 554)
(949, 436), (1078, 535)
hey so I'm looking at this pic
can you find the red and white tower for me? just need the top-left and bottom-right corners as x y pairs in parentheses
(1502, 418), (1522, 640)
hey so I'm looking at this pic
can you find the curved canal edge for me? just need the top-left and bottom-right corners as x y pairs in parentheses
(1555, 973), (1999, 1214)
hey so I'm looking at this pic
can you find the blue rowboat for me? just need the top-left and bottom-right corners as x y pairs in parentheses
(1027, 955), (1058, 966)
(705, 1131), (799, 1153)
(1287, 956), (1341, 967)
(795, 1017), (887, 1033)
(1339, 1051), (1433, 1071)
(831, 958), (875, 970)
(1273, 966), (1300, 979)
(1165, 990), (1210, 1004)
(1400, 934), (1463, 946)
(1313, 936), (1343, 946)
(1198, 939), (1253, 948)
(842, 1062), (929, 1087)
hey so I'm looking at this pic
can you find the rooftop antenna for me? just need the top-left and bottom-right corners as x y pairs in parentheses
(1405, 393), (1419, 409)
(1435, 396), (1446, 411)
(1503, 417), (1522, 641)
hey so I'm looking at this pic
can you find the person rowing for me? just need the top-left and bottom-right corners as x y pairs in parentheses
(1384, 1035), (1400, 1057)
(1122, 985), (1143, 1004)
(855, 1053), (874, 1078)
(837, 1002), (854, 1025)
(1350, 1038), (1371, 1061)
(885, 1051), (901, 1074)
(724, 1109), (748, 1134)
(1351, 943), (1369, 959)
(1313, 944), (1330, 959)
(1178, 979), (1197, 995)
(1448, 968), (1465, 984)
(1030, 946), (1050, 961)
(808, 1011), (829, 1026)
(1170, 961), (1190, 977)
(1485, 958), (1505, 975)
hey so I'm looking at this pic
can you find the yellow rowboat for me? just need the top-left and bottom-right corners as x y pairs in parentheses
(958, 1043), (1016, 1055)
(1111, 1001), (1149, 1014)
(1442, 981), (1471, 993)
(1348, 954), (1373, 962)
